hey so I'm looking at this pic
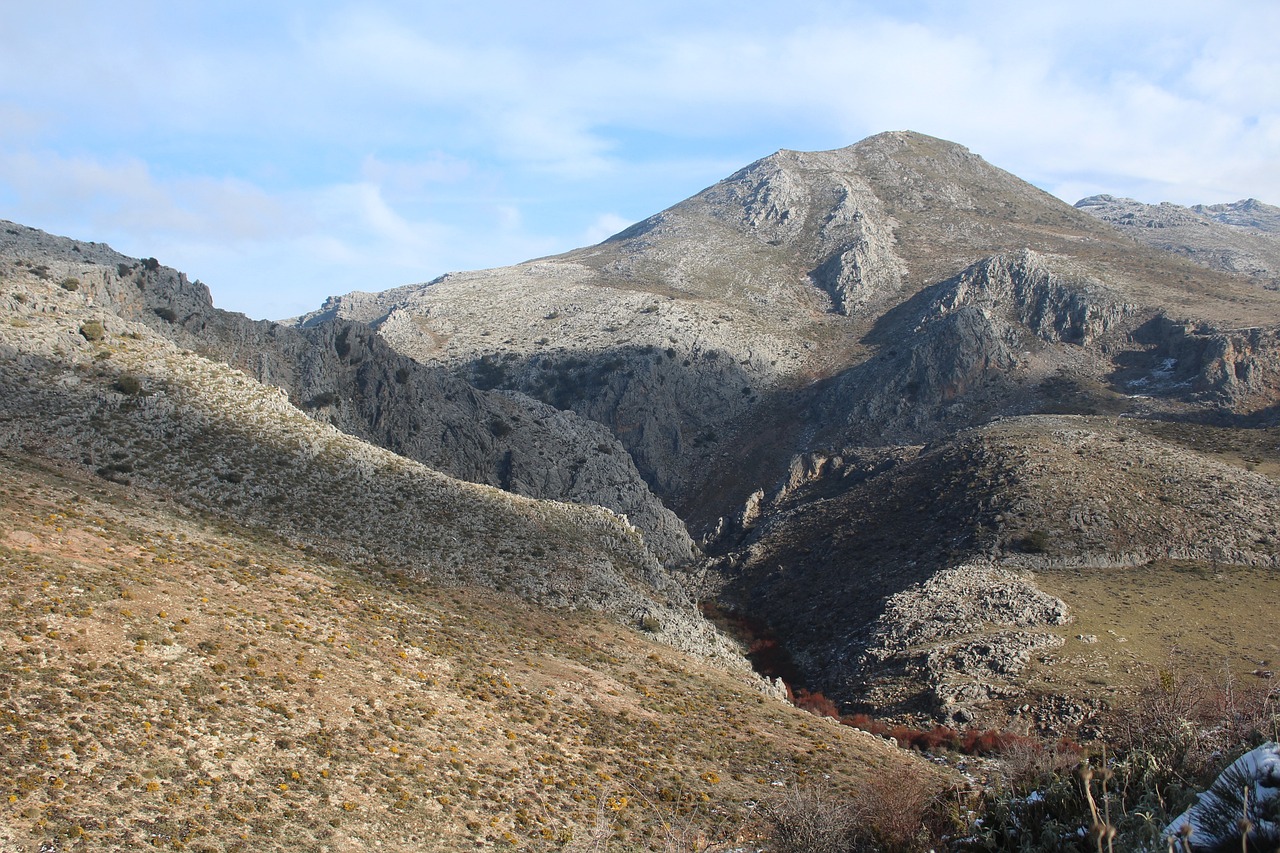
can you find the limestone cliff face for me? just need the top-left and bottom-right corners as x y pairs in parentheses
(931, 250), (1133, 346)
(783, 250), (1139, 453)
(294, 322), (699, 565)
(1117, 315), (1280, 416)
(697, 150), (909, 315)
(1194, 326), (1280, 408)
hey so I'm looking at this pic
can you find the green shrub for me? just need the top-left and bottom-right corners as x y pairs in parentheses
(306, 391), (339, 408)
(79, 321), (106, 341)
(60, 277), (80, 291)
(114, 374), (143, 395)
(1018, 530), (1051, 554)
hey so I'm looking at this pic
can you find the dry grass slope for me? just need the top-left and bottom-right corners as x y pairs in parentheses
(0, 221), (948, 852)
(0, 452), (932, 851)
(0, 258), (736, 659)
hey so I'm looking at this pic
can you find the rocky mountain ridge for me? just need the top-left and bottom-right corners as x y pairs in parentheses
(287, 131), (1280, 727)
(300, 133), (1280, 532)
(0, 221), (696, 566)
(0, 247), (737, 665)
(7, 130), (1280, 738)
(1076, 194), (1280, 287)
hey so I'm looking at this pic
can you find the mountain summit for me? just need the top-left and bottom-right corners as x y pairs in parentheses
(3, 131), (1280, 846)
(300, 131), (1280, 515)
(294, 130), (1280, 726)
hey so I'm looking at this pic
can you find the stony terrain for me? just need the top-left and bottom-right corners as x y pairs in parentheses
(0, 451), (935, 851)
(704, 413), (1280, 725)
(286, 132), (1280, 731)
(860, 563), (1069, 723)
(0, 222), (695, 566)
(0, 228), (969, 851)
(0, 259), (737, 660)
(1076, 194), (1280, 288)
(5, 128), (1280, 848)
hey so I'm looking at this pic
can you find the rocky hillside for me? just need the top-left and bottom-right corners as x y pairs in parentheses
(704, 414), (1280, 725)
(0, 450), (939, 851)
(0, 253), (726, 660)
(292, 131), (1280, 731)
(300, 133), (1280, 525)
(0, 222), (695, 566)
(1076, 194), (1280, 288)
(6, 128), (1280, 774)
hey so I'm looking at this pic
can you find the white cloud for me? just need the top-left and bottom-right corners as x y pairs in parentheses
(2, 0), (1278, 319)
(0, 150), (291, 240)
(360, 154), (472, 193)
(582, 213), (633, 245)
(0, 147), (551, 317)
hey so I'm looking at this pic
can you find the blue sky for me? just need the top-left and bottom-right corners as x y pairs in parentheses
(2, 1), (1276, 320)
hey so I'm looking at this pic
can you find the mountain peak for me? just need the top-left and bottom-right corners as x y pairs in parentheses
(760, 130), (977, 171)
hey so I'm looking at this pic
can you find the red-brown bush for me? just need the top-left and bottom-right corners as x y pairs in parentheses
(791, 688), (840, 719)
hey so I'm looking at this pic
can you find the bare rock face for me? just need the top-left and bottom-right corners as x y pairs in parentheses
(284, 321), (698, 565)
(783, 250), (1140, 454)
(1076, 194), (1280, 287)
(698, 150), (909, 315)
(0, 255), (741, 666)
(1114, 314), (1280, 415)
(931, 250), (1133, 346)
(1195, 197), (1280, 231)
(297, 262), (799, 505)
(861, 563), (1069, 722)
(0, 221), (697, 566)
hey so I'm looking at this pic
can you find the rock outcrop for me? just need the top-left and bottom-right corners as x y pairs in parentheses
(706, 415), (1280, 720)
(696, 150), (909, 314)
(860, 563), (1069, 722)
(0, 257), (738, 663)
(1076, 194), (1280, 287)
(0, 221), (696, 565)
